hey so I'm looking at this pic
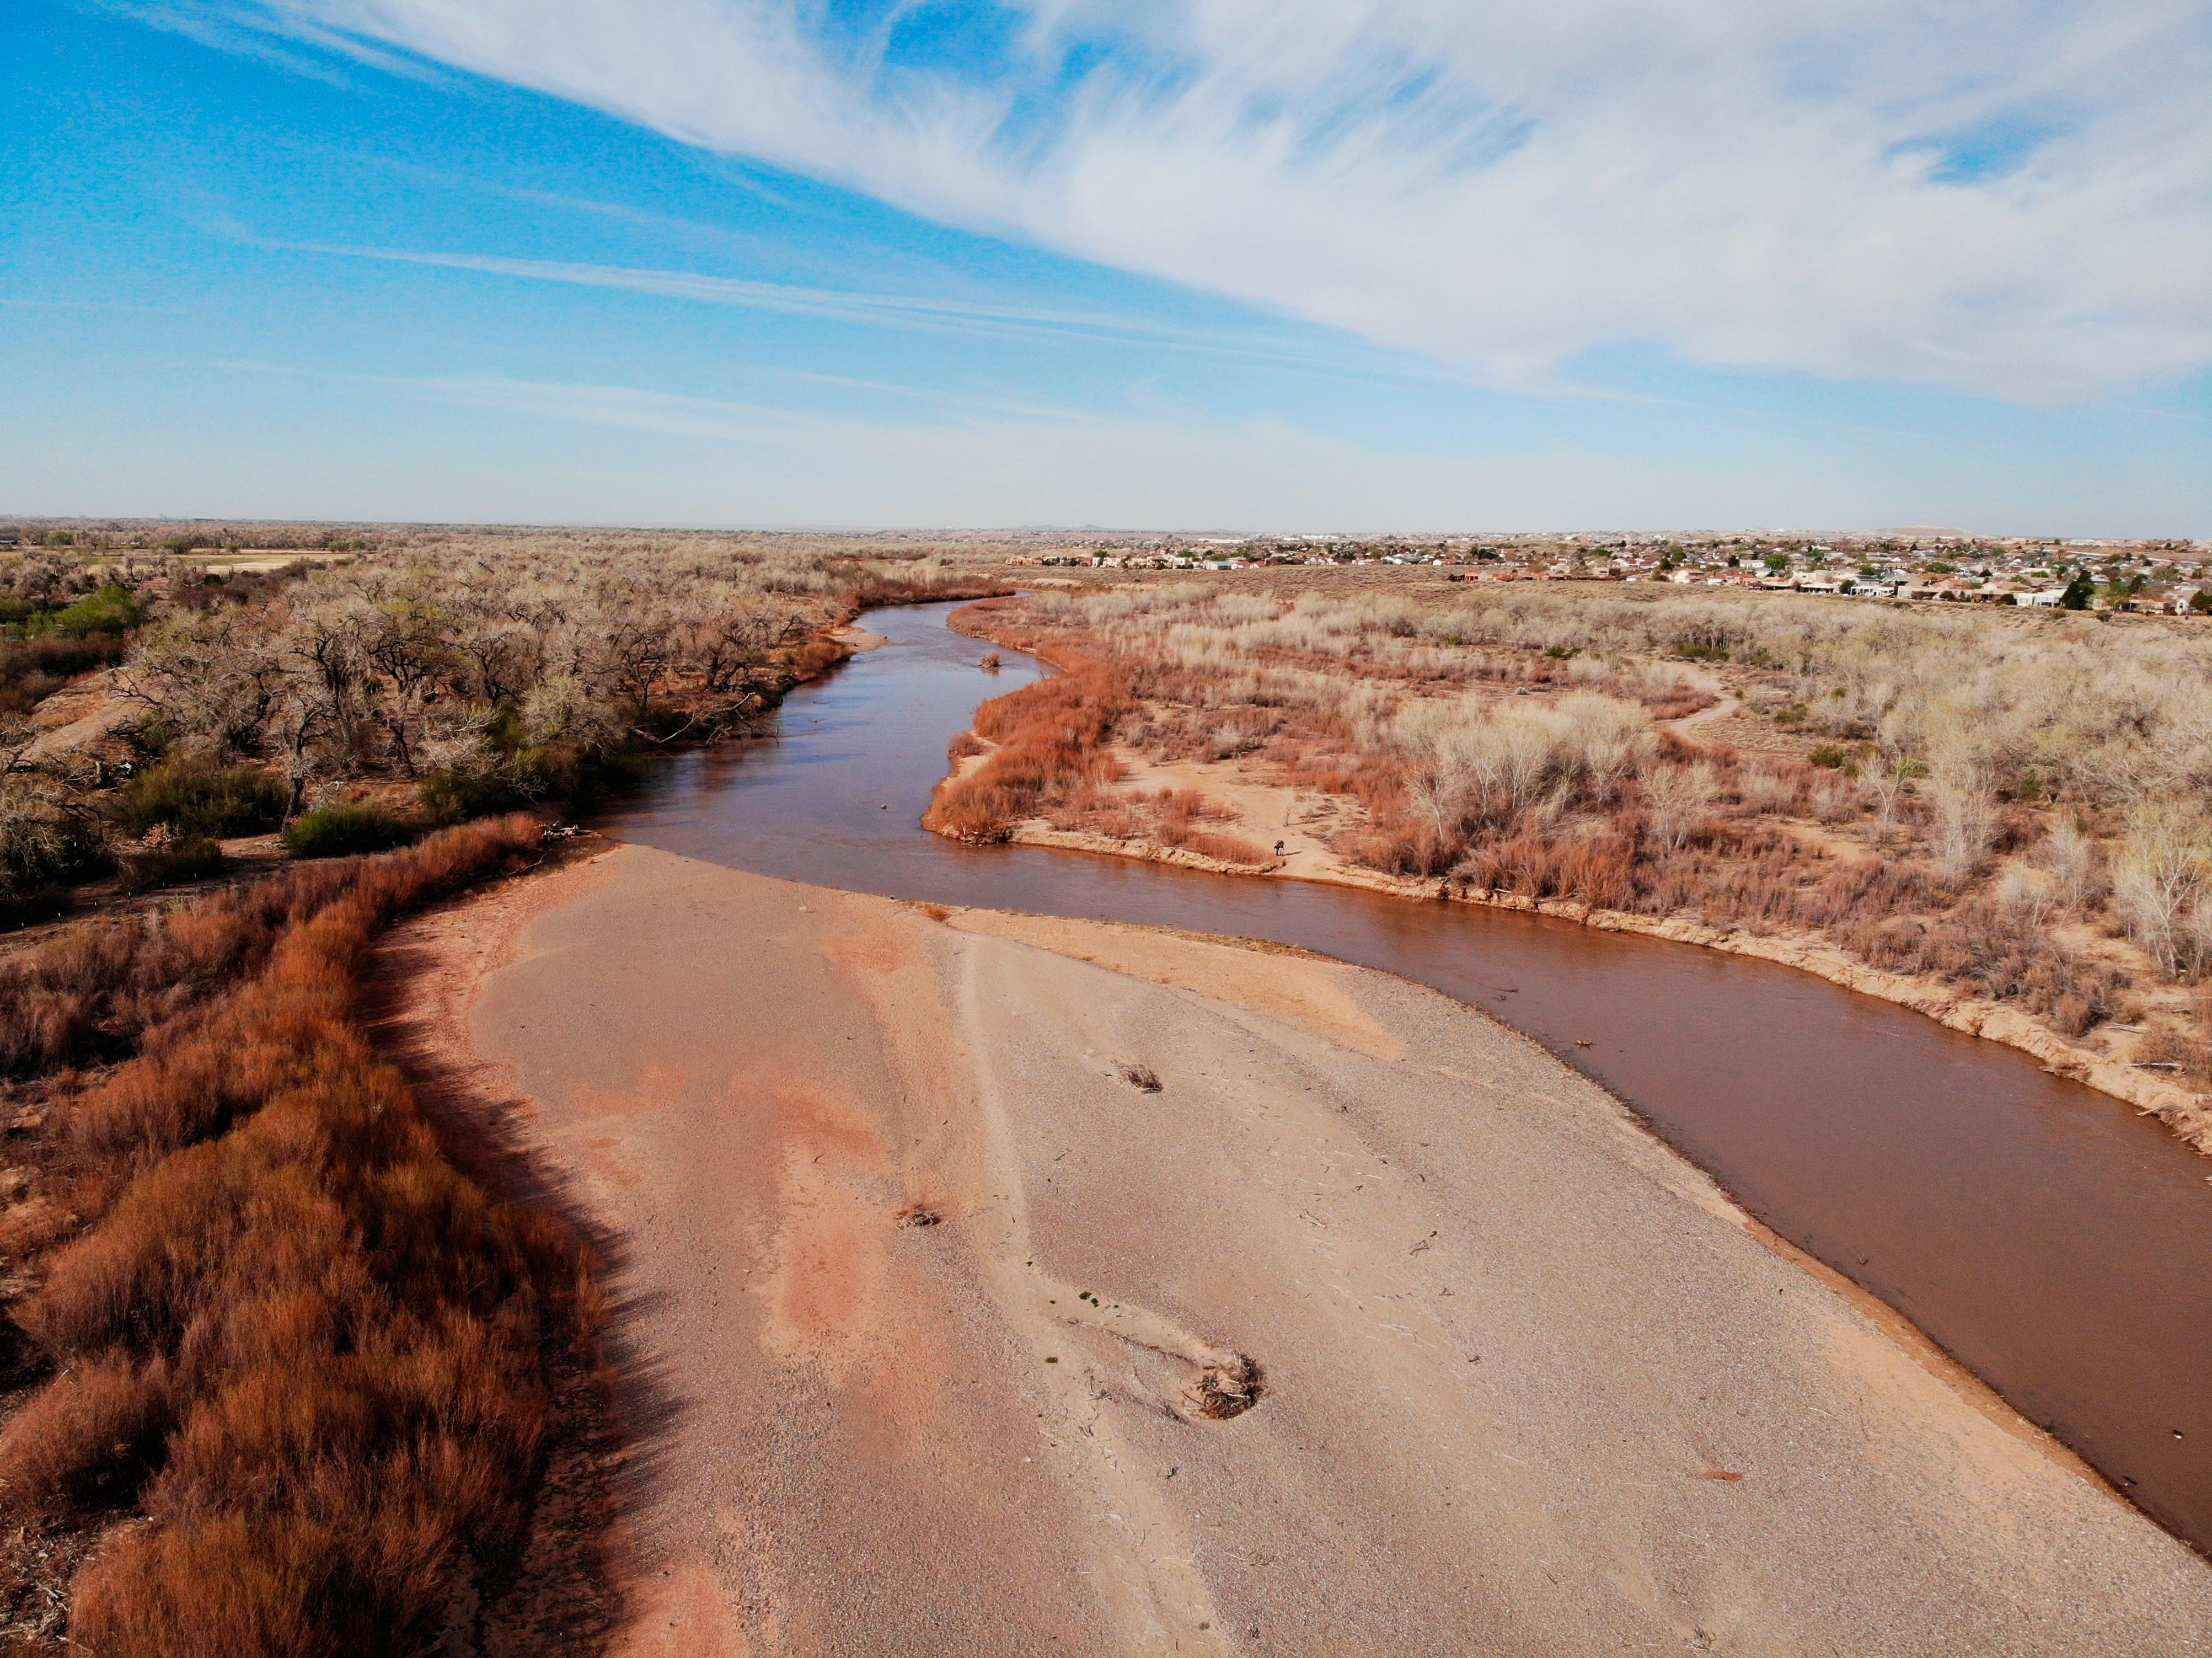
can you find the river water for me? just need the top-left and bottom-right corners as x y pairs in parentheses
(598, 600), (2212, 1552)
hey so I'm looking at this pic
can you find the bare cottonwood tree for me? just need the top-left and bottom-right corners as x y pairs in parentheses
(2113, 804), (2212, 976)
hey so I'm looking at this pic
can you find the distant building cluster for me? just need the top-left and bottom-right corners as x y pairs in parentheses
(1003, 531), (2209, 614)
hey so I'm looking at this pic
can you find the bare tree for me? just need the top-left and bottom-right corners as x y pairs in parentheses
(2112, 804), (2211, 976)
(1645, 763), (1715, 850)
(2037, 816), (2102, 912)
(1926, 751), (1995, 880)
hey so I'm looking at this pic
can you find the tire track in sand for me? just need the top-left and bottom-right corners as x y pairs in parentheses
(948, 931), (1246, 1656)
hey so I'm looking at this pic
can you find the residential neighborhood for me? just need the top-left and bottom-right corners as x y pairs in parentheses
(1003, 530), (2209, 613)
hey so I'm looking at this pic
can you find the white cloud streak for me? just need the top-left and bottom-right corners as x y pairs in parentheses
(290, 243), (1428, 377)
(387, 368), (1086, 428)
(199, 1), (2212, 400)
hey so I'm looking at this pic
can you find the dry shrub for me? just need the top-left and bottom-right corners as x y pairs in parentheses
(1432, 798), (2123, 1029)
(1140, 788), (1272, 864)
(922, 661), (1131, 842)
(0, 819), (538, 1079)
(4, 815), (584, 1655)
(0, 1191), (76, 1259)
(845, 571), (1013, 608)
(71, 1515), (376, 1658)
(1344, 817), (1455, 878)
(122, 540), (869, 794)
(1149, 822), (1273, 866)
(1, 863), (352, 1077)
(1171, 830), (1271, 865)
(1454, 818), (1643, 910)
(786, 633), (852, 682)
(1645, 691), (1716, 720)
(0, 1352), (172, 1514)
(0, 634), (130, 717)
(1276, 752), (1368, 795)
(954, 588), (2178, 1050)
(2137, 1020), (2212, 1087)
(1830, 897), (2129, 1035)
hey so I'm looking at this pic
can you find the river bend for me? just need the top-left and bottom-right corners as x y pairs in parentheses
(596, 600), (2212, 1552)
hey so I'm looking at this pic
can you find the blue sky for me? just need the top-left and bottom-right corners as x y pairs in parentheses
(3, 0), (2208, 533)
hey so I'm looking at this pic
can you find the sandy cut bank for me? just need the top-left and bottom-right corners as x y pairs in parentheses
(384, 841), (2212, 1657)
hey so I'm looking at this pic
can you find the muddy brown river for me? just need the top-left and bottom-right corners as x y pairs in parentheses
(597, 600), (2212, 1553)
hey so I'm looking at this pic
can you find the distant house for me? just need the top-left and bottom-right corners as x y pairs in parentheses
(0, 526), (20, 548)
(2017, 589), (2069, 607)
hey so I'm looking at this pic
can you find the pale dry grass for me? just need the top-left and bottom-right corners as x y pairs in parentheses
(958, 586), (2206, 1047)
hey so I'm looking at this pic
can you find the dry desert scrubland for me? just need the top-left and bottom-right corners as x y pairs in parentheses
(0, 531), (1007, 1651)
(3, 527), (2211, 1652)
(927, 580), (2212, 1154)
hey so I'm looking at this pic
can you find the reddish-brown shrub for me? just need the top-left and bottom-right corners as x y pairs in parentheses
(1346, 820), (1458, 878)
(3, 815), (581, 1655)
(71, 1513), (362, 1658)
(1129, 789), (1272, 864)
(0, 822), (533, 1078)
(1171, 829), (1273, 864)
(2137, 1023), (2212, 1087)
(953, 591), (2179, 1055)
(0, 1189), (76, 1259)
(923, 662), (1132, 842)
(0, 1352), (172, 1514)
(1454, 820), (1642, 910)
(846, 574), (1013, 608)
(1277, 754), (1367, 794)
(1824, 895), (2128, 1034)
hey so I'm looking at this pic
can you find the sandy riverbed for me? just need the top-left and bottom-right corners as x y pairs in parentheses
(387, 842), (2212, 1656)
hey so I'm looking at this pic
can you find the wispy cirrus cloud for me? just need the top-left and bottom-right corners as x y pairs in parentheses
(155, 0), (2212, 402)
(285, 242), (1469, 381)
(388, 368), (1089, 431)
(293, 243), (1277, 350)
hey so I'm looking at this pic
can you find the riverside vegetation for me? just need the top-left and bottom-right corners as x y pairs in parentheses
(0, 818), (577, 1655)
(1, 532), (1001, 927)
(7, 527), (2208, 1645)
(928, 582), (2212, 1146)
(0, 531), (1004, 1652)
